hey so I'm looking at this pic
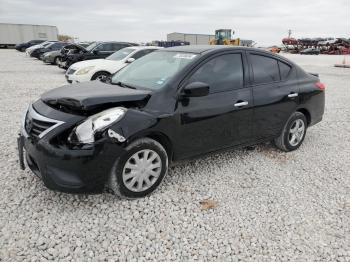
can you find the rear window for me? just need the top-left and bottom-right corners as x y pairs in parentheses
(251, 54), (280, 85)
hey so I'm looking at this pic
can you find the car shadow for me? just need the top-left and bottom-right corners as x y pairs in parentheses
(20, 141), (291, 210)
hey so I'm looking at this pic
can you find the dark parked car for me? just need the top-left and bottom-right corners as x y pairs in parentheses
(30, 42), (68, 59)
(300, 48), (320, 55)
(15, 40), (45, 52)
(57, 41), (138, 69)
(41, 43), (91, 64)
(55, 43), (94, 66)
(18, 46), (325, 198)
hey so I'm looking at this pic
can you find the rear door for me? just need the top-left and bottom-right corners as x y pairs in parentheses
(248, 52), (299, 139)
(175, 52), (253, 158)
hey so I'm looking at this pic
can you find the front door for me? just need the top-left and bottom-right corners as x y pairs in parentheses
(174, 52), (253, 159)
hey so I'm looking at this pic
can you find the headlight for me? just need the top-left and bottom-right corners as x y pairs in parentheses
(70, 107), (126, 144)
(76, 66), (95, 75)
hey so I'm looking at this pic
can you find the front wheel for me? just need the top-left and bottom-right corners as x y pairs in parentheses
(91, 71), (111, 82)
(274, 112), (307, 152)
(108, 138), (168, 198)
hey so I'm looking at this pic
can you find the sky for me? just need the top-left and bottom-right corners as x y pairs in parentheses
(0, 0), (349, 46)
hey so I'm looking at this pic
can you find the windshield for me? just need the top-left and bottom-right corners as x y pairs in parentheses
(111, 51), (197, 90)
(85, 42), (98, 51)
(107, 48), (135, 61)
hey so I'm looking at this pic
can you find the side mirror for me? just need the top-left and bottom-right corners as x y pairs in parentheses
(126, 58), (135, 63)
(183, 82), (209, 97)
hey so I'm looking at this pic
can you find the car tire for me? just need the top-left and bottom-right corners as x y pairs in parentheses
(274, 112), (307, 152)
(91, 71), (111, 82)
(20, 47), (26, 52)
(52, 57), (59, 65)
(108, 138), (169, 198)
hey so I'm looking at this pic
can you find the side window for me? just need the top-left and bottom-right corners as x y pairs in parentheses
(94, 44), (104, 51)
(251, 54), (280, 84)
(112, 43), (124, 51)
(95, 43), (113, 51)
(279, 61), (292, 80)
(131, 49), (156, 60)
(188, 53), (244, 93)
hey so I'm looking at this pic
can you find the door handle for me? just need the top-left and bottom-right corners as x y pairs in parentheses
(288, 93), (298, 98)
(234, 101), (248, 107)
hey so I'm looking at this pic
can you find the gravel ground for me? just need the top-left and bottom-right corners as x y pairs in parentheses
(0, 50), (349, 261)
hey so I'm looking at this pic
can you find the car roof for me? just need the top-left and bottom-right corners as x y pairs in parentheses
(162, 45), (262, 54)
(127, 46), (163, 50)
(161, 45), (295, 66)
(96, 41), (138, 45)
(164, 45), (273, 55)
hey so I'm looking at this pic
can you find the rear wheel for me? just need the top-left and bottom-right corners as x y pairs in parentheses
(108, 138), (168, 198)
(91, 71), (111, 82)
(274, 112), (307, 152)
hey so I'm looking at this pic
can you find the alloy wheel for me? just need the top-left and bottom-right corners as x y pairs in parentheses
(288, 119), (305, 146)
(97, 74), (108, 81)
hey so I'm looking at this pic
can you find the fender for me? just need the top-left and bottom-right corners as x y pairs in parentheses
(108, 109), (158, 141)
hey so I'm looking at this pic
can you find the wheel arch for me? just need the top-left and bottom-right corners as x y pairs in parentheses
(91, 70), (112, 80)
(296, 108), (311, 126)
(128, 131), (173, 162)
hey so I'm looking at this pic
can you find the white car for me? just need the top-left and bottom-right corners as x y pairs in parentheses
(318, 38), (337, 46)
(65, 46), (162, 83)
(26, 41), (57, 56)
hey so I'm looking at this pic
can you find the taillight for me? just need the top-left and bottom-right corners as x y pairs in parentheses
(315, 82), (326, 91)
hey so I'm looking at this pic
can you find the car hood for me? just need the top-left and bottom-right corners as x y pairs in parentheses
(41, 81), (152, 111)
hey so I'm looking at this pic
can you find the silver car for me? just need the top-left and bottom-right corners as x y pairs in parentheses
(42, 50), (61, 64)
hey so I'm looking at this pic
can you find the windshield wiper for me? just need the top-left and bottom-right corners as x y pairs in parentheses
(114, 81), (137, 89)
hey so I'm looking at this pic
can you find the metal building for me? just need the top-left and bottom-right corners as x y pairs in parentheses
(167, 32), (215, 45)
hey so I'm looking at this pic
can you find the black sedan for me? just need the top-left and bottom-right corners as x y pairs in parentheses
(18, 46), (325, 198)
(15, 40), (45, 52)
(30, 42), (68, 59)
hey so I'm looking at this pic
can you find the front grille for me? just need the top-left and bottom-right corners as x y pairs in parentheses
(24, 105), (64, 139)
(67, 68), (76, 75)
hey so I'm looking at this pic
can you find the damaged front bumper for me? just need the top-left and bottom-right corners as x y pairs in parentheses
(19, 134), (125, 193)
(17, 102), (126, 193)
